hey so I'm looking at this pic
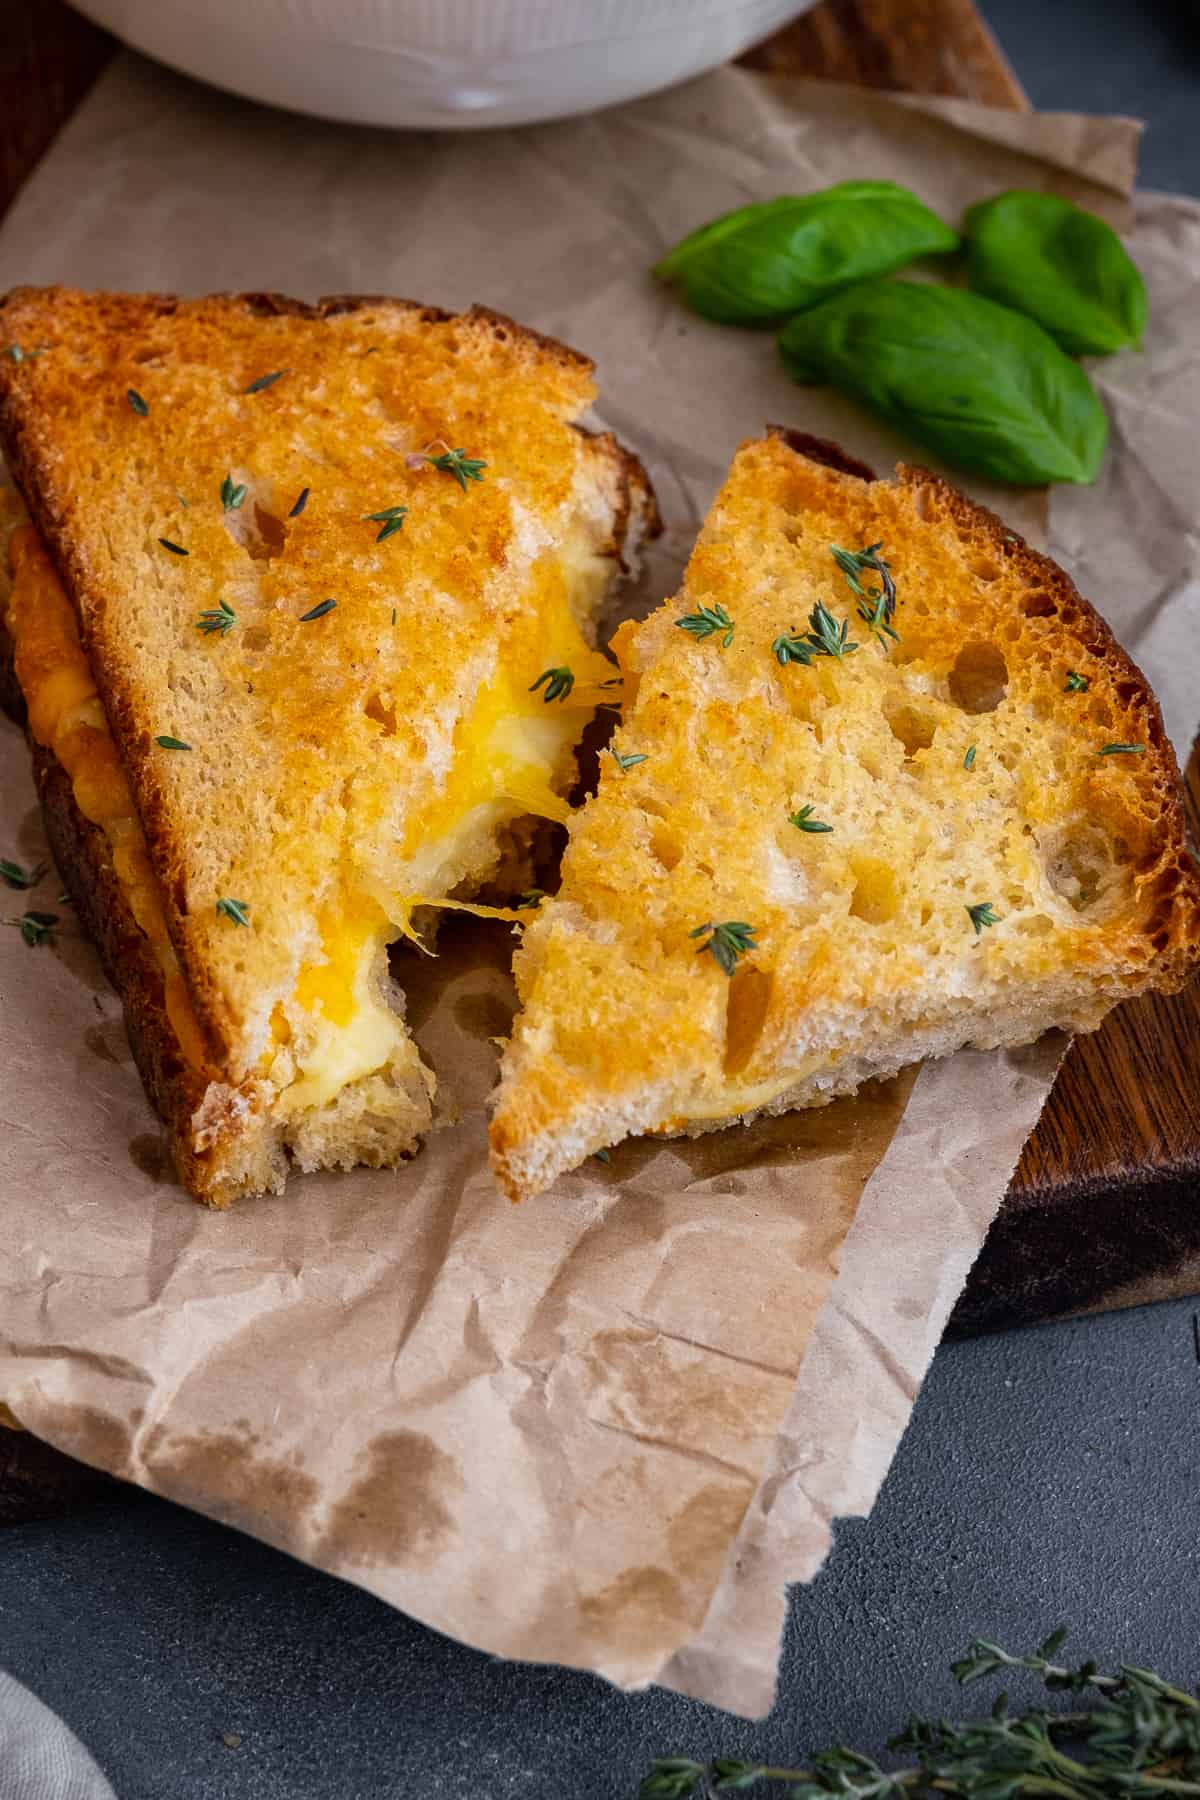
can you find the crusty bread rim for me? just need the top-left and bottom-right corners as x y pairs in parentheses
(0, 629), (224, 1196)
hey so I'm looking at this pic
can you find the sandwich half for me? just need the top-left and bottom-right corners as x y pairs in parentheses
(0, 286), (657, 1206)
(490, 429), (1200, 1201)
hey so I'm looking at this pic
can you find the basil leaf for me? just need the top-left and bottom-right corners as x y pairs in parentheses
(654, 181), (958, 325)
(963, 190), (1147, 356)
(777, 280), (1107, 486)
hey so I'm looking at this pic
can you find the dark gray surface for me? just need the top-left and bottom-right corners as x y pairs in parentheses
(1, 1299), (1198, 1799)
(3, 2), (1200, 1794)
(982, 0), (1200, 193)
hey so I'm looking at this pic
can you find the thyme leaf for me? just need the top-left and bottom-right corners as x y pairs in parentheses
(831, 541), (896, 617)
(676, 603), (735, 648)
(690, 920), (758, 977)
(197, 598), (237, 636)
(967, 901), (1000, 934)
(529, 666), (575, 703)
(6, 910), (58, 947)
(790, 805), (833, 833)
(0, 858), (46, 891)
(244, 371), (285, 394)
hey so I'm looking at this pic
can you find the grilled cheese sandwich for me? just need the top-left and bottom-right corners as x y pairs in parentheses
(489, 430), (1200, 1201)
(0, 286), (658, 1204)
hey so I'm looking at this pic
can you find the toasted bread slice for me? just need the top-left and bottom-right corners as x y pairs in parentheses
(0, 288), (657, 1204)
(490, 431), (1200, 1201)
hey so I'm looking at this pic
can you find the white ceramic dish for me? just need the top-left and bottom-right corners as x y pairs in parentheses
(71, 0), (814, 131)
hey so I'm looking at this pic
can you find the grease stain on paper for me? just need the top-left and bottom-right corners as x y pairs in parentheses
(317, 1429), (462, 1569)
(453, 989), (514, 1044)
(582, 1328), (790, 1466)
(128, 1132), (174, 1181)
(581, 1565), (689, 1655)
(84, 1022), (127, 1066)
(35, 1401), (144, 1479)
(146, 1426), (320, 1548)
(666, 1483), (754, 1578)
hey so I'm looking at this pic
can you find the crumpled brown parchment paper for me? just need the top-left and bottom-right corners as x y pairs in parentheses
(0, 52), (1193, 1717)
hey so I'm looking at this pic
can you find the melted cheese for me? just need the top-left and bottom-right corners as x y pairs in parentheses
(651, 1059), (831, 1134)
(6, 522), (610, 1124)
(393, 561), (612, 903)
(276, 896), (403, 1112)
(6, 526), (211, 1072)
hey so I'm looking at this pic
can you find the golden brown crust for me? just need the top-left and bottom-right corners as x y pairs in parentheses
(0, 284), (648, 1072)
(0, 606), (240, 1205)
(766, 423), (878, 484)
(897, 462), (1200, 980)
(33, 741), (227, 1196)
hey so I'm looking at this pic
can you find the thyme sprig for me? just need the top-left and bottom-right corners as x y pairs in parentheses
(690, 921), (758, 977)
(773, 632), (814, 667)
(967, 901), (1001, 935)
(790, 805), (833, 833)
(0, 858), (46, 891)
(197, 598), (237, 636)
(805, 599), (859, 660)
(775, 602), (860, 666)
(364, 505), (408, 543)
(1064, 671), (1089, 693)
(641, 1630), (1200, 1800)
(831, 542), (896, 618)
(530, 667), (575, 703)
(677, 603), (735, 648)
(1099, 743), (1144, 757)
(5, 910), (58, 946)
(426, 447), (488, 489)
(608, 748), (648, 770)
(216, 898), (250, 927)
(220, 474), (248, 511)
(857, 590), (901, 654)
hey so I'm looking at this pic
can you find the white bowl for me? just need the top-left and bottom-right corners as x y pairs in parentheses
(72, 0), (814, 130)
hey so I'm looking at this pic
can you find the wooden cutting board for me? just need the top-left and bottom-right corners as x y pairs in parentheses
(1, 0), (1197, 1524)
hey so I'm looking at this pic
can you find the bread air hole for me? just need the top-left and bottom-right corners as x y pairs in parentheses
(649, 821), (682, 872)
(1042, 823), (1130, 913)
(224, 499), (286, 562)
(723, 964), (773, 1077)
(364, 693), (398, 735)
(947, 641), (1008, 714)
(884, 697), (937, 758)
(967, 554), (1001, 583)
(849, 855), (900, 925)
(1021, 591), (1057, 618)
